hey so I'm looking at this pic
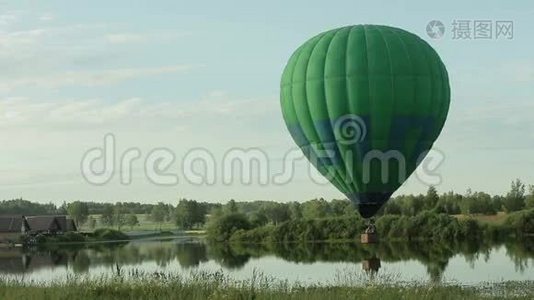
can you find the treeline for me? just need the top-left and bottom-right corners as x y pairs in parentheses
(0, 199), (157, 216)
(206, 179), (534, 242)
(212, 179), (534, 232)
(0, 199), (59, 215)
(386, 179), (534, 216)
(211, 208), (534, 244)
(0, 198), (217, 231)
(84, 200), (217, 230)
(3, 178), (534, 234)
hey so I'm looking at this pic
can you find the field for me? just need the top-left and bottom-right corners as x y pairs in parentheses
(80, 214), (178, 232)
(1, 271), (533, 300)
(453, 212), (509, 225)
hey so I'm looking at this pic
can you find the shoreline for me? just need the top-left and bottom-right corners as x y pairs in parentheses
(1, 271), (532, 299)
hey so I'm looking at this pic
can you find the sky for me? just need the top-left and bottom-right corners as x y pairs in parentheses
(0, 0), (533, 205)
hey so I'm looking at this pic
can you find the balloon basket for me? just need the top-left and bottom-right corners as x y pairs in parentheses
(361, 232), (378, 244)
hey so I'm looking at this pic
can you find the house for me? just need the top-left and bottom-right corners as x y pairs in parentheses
(26, 216), (62, 234)
(1, 216), (78, 242)
(55, 216), (68, 233)
(25, 215), (78, 234)
(0, 216), (30, 243)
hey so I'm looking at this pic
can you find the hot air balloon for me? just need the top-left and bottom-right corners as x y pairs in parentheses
(280, 25), (450, 220)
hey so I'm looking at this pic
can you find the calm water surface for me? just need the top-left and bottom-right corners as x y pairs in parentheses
(1, 236), (533, 285)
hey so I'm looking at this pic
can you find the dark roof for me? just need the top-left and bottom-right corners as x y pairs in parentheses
(0, 216), (26, 232)
(54, 216), (67, 231)
(66, 219), (77, 232)
(26, 216), (61, 232)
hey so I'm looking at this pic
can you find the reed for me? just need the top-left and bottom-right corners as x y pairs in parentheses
(1, 269), (532, 300)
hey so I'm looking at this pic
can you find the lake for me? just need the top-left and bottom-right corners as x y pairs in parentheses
(1, 236), (533, 285)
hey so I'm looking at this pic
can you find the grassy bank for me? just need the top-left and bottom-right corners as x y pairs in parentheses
(1, 271), (533, 300)
(28, 228), (130, 245)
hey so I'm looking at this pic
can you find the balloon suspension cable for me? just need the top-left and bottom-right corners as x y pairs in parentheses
(365, 218), (376, 234)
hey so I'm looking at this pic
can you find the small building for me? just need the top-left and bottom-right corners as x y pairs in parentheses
(0, 216), (30, 243)
(25, 215), (78, 235)
(26, 216), (62, 234)
(1, 216), (78, 242)
(55, 216), (68, 233)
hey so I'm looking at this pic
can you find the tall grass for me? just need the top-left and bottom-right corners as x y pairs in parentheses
(1, 269), (533, 300)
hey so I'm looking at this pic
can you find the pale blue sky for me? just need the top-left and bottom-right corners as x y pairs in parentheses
(0, 1), (533, 204)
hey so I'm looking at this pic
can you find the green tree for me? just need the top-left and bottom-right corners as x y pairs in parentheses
(114, 204), (127, 231)
(0, 198), (57, 215)
(249, 210), (268, 227)
(125, 214), (139, 230)
(175, 199), (205, 230)
(225, 199), (238, 214)
(206, 213), (251, 242)
(504, 179), (526, 212)
(474, 192), (496, 215)
(58, 201), (68, 215)
(67, 201), (89, 227)
(461, 191), (495, 215)
(400, 195), (425, 216)
(288, 202), (303, 220)
(330, 199), (352, 216)
(263, 203), (290, 225)
(209, 205), (224, 219)
(491, 195), (504, 212)
(383, 200), (402, 215)
(425, 186), (439, 210)
(100, 204), (114, 227)
(87, 216), (97, 230)
(525, 185), (534, 209)
(302, 198), (330, 219)
(151, 202), (168, 230)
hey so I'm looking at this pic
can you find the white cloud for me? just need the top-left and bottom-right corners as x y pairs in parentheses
(39, 13), (55, 22)
(0, 92), (277, 128)
(0, 10), (55, 27)
(0, 64), (197, 91)
(0, 24), (107, 70)
(105, 33), (146, 44)
(0, 12), (19, 26)
(193, 90), (278, 115)
(0, 18), (196, 92)
(105, 31), (189, 44)
(0, 97), (173, 127)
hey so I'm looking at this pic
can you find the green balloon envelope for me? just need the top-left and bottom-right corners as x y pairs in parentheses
(280, 25), (450, 218)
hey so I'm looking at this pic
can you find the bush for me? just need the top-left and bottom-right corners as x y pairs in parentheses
(378, 211), (479, 241)
(217, 210), (533, 244)
(57, 232), (86, 243)
(229, 226), (274, 244)
(91, 228), (129, 241)
(207, 213), (251, 242)
(505, 208), (534, 235)
(229, 216), (365, 243)
(228, 212), (485, 243)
